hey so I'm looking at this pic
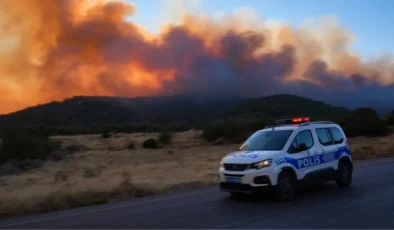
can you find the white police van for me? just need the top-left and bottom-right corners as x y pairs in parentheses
(219, 117), (353, 201)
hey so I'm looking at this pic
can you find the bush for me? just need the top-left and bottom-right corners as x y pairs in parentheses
(0, 130), (61, 163)
(341, 108), (389, 137)
(127, 142), (135, 149)
(142, 138), (158, 149)
(386, 111), (394, 126)
(158, 132), (172, 144)
(101, 132), (111, 139)
(64, 144), (87, 153)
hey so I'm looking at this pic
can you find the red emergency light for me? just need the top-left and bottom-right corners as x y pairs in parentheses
(275, 117), (311, 125)
(292, 117), (310, 123)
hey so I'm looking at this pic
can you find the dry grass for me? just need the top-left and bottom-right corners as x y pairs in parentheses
(1, 130), (394, 217)
(348, 134), (394, 160)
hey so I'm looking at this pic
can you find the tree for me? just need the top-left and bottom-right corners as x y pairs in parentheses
(0, 130), (60, 163)
(386, 110), (394, 126)
(341, 108), (388, 137)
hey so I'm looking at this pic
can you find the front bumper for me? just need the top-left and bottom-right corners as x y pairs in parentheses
(218, 166), (277, 193)
(219, 182), (274, 193)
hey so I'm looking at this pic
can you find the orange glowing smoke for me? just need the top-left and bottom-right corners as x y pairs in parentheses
(0, 0), (393, 114)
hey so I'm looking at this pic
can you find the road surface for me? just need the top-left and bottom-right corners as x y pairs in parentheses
(2, 157), (394, 229)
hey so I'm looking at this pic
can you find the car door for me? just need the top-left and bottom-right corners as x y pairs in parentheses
(286, 129), (320, 180)
(327, 126), (348, 169)
(313, 127), (339, 180)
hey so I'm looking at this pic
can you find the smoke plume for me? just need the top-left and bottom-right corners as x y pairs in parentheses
(1, 0), (393, 114)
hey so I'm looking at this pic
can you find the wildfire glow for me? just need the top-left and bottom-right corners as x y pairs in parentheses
(0, 0), (393, 114)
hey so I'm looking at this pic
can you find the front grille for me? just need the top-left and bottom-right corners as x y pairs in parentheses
(224, 163), (249, 171)
(224, 174), (244, 177)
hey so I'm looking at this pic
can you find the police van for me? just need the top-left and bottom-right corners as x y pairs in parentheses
(219, 117), (353, 201)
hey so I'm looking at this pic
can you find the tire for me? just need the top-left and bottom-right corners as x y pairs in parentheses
(275, 171), (296, 201)
(335, 161), (352, 187)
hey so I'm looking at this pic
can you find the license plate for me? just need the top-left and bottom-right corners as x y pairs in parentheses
(225, 177), (241, 183)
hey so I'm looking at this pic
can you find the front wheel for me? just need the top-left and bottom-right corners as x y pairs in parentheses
(275, 171), (295, 201)
(335, 161), (352, 187)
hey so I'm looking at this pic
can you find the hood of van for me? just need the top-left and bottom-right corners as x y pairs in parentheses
(221, 150), (281, 164)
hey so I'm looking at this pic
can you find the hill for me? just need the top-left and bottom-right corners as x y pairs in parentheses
(0, 93), (352, 135)
(231, 94), (350, 120)
(0, 93), (240, 126)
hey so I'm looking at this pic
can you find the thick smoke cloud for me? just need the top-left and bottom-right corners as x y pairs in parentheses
(0, 0), (393, 114)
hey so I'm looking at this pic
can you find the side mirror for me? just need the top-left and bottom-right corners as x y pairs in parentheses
(299, 143), (308, 151)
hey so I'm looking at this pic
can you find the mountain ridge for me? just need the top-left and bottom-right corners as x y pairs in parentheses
(0, 93), (353, 131)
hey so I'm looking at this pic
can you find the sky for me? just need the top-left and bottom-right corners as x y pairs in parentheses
(129, 0), (394, 60)
(1, 0), (394, 115)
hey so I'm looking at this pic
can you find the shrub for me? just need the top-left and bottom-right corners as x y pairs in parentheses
(386, 111), (394, 126)
(0, 130), (61, 163)
(64, 144), (87, 153)
(101, 132), (111, 139)
(389, 126), (394, 134)
(127, 142), (135, 150)
(16, 159), (43, 171)
(142, 138), (158, 149)
(341, 108), (389, 137)
(158, 132), (172, 144)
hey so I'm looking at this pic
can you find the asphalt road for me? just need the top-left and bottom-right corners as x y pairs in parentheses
(2, 157), (394, 229)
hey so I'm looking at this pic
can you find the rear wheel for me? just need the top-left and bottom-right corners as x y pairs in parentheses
(336, 161), (352, 187)
(275, 171), (295, 201)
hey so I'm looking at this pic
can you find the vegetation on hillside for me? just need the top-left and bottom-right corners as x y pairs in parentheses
(340, 108), (389, 137)
(0, 93), (238, 128)
(201, 107), (390, 142)
(233, 94), (350, 120)
(386, 111), (394, 126)
(0, 131), (60, 163)
(0, 94), (354, 136)
(142, 138), (158, 149)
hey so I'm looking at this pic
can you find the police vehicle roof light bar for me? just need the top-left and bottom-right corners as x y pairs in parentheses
(292, 117), (310, 123)
(275, 117), (310, 125)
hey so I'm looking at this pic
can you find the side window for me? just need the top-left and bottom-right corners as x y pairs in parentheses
(288, 130), (314, 154)
(329, 127), (344, 144)
(315, 128), (332, 146)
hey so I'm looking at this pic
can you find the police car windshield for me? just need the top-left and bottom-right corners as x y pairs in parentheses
(239, 130), (293, 151)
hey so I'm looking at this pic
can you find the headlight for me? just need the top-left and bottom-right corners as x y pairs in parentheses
(251, 159), (272, 169)
(220, 161), (224, 167)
